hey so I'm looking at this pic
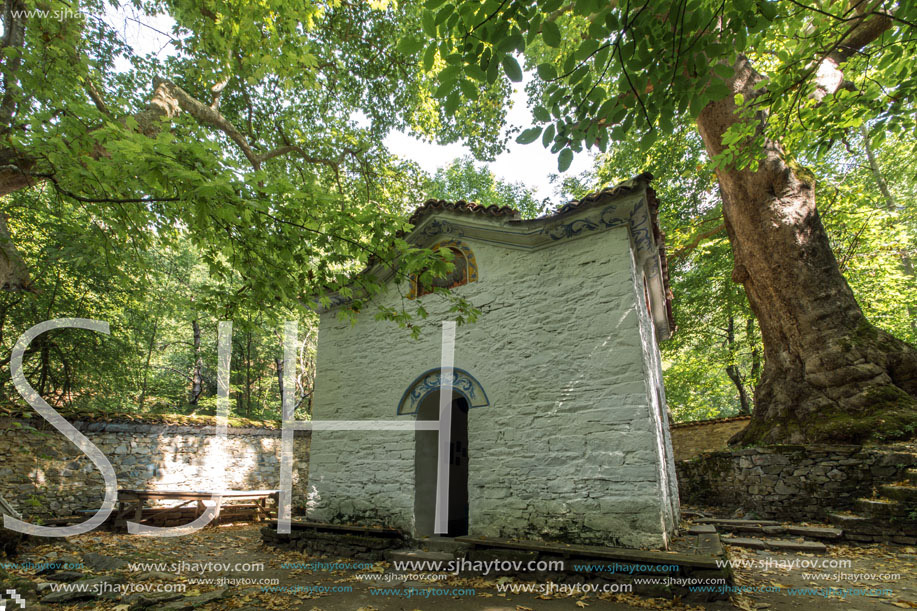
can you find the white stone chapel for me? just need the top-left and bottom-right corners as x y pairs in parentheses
(305, 173), (680, 549)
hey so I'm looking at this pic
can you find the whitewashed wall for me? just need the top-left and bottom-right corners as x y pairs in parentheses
(307, 216), (677, 548)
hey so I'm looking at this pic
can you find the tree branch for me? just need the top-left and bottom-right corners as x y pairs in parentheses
(671, 222), (726, 261)
(812, 8), (892, 101)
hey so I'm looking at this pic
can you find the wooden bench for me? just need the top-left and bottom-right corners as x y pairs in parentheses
(114, 489), (279, 529)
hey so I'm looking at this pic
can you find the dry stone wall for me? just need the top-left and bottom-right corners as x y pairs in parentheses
(0, 418), (310, 520)
(676, 445), (915, 521)
(669, 417), (751, 461)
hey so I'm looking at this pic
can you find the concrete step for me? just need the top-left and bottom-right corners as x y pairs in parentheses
(827, 512), (876, 530)
(905, 469), (917, 485)
(784, 526), (843, 540)
(693, 520), (840, 539)
(880, 484), (917, 504)
(855, 498), (909, 518)
(695, 518), (781, 527)
(825, 512), (915, 539)
(415, 536), (471, 554)
(386, 549), (456, 565)
(721, 536), (826, 554)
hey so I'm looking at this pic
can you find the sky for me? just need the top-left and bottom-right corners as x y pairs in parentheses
(383, 72), (596, 203)
(104, 6), (596, 205)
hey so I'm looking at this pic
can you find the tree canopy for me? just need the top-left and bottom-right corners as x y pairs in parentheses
(1, 0), (915, 440)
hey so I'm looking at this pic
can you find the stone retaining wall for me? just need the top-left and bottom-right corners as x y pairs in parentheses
(669, 416), (751, 460)
(676, 445), (915, 521)
(0, 418), (310, 519)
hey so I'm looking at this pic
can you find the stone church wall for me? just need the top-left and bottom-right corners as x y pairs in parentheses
(307, 223), (677, 548)
(0, 418), (309, 520)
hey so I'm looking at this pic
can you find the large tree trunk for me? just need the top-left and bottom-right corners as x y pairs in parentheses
(697, 57), (917, 445)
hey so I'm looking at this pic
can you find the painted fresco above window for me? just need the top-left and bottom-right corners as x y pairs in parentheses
(409, 241), (478, 299)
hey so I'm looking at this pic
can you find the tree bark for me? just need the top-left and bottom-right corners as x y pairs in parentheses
(0, 213), (30, 291)
(697, 56), (917, 445)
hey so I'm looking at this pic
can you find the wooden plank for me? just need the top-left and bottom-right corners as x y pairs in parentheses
(453, 537), (725, 569)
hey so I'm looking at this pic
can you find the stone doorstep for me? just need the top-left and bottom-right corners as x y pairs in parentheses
(906, 469), (917, 485)
(687, 524), (717, 534)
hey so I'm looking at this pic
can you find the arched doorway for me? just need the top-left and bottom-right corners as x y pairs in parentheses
(414, 391), (469, 537)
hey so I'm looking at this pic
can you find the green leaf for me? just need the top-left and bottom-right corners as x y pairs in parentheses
(713, 63), (734, 80)
(516, 126), (543, 144)
(502, 55), (523, 82)
(423, 45), (437, 71)
(486, 58), (500, 83)
(542, 20), (561, 48)
(433, 79), (454, 99)
(558, 148), (573, 172)
(734, 92), (745, 106)
(397, 37), (424, 55)
(542, 123), (556, 147)
(533, 106), (551, 122)
(444, 92), (460, 115)
(435, 4), (455, 26)
(758, 0), (778, 20)
(422, 11), (437, 37)
(537, 62), (557, 80)
(575, 39), (600, 62)
(706, 80), (731, 102)
(459, 79), (479, 100)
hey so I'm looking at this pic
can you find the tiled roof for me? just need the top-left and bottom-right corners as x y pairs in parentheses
(409, 172), (656, 224)
(545, 171), (655, 218)
(408, 200), (519, 225)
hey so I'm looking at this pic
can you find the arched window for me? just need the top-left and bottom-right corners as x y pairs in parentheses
(410, 241), (478, 298)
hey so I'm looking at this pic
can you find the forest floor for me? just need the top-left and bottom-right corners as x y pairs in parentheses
(1, 522), (915, 610)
